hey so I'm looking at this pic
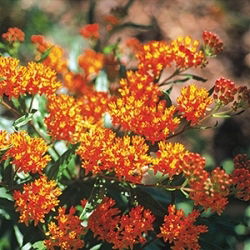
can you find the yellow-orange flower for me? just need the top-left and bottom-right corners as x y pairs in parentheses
(45, 94), (85, 142)
(2, 27), (25, 43)
(78, 49), (104, 78)
(2, 131), (50, 174)
(177, 84), (212, 125)
(0, 130), (10, 150)
(45, 206), (85, 250)
(153, 142), (189, 177)
(158, 205), (207, 250)
(0, 56), (61, 98)
(13, 176), (62, 226)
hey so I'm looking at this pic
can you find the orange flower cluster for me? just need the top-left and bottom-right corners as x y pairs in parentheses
(1, 131), (50, 174)
(0, 130), (9, 150)
(88, 197), (155, 249)
(45, 94), (84, 142)
(183, 154), (232, 214)
(77, 90), (110, 123)
(202, 31), (223, 56)
(45, 206), (85, 250)
(31, 35), (68, 74)
(80, 23), (99, 39)
(13, 176), (62, 226)
(109, 71), (180, 142)
(2, 27), (25, 43)
(153, 142), (188, 178)
(177, 84), (212, 125)
(213, 77), (238, 105)
(0, 56), (61, 98)
(158, 205), (207, 250)
(136, 37), (205, 77)
(77, 126), (116, 174)
(78, 49), (104, 78)
(231, 154), (250, 201)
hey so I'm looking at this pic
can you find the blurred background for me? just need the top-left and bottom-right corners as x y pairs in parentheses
(0, 0), (250, 249)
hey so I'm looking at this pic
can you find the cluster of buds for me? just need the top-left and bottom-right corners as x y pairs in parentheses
(202, 30), (223, 56)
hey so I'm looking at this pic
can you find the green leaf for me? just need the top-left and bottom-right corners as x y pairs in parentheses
(12, 111), (37, 130)
(212, 113), (231, 118)
(32, 241), (46, 250)
(47, 143), (79, 180)
(179, 73), (207, 82)
(36, 46), (53, 63)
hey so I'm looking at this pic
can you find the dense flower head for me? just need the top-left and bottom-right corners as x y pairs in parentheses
(2, 27), (25, 43)
(77, 90), (110, 123)
(158, 205), (207, 250)
(136, 40), (171, 77)
(153, 142), (189, 178)
(45, 206), (85, 250)
(189, 167), (232, 214)
(177, 84), (212, 125)
(77, 126), (116, 174)
(213, 77), (238, 105)
(63, 72), (90, 95)
(45, 94), (85, 142)
(31, 35), (68, 74)
(0, 130), (10, 150)
(1, 131), (51, 174)
(109, 71), (180, 142)
(78, 49), (104, 78)
(13, 176), (62, 226)
(0, 56), (61, 98)
(88, 197), (155, 249)
(231, 154), (250, 201)
(80, 23), (99, 39)
(107, 135), (152, 183)
(202, 31), (223, 56)
(169, 36), (206, 69)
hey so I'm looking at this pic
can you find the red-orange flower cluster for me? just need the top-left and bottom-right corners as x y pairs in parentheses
(45, 206), (85, 250)
(88, 197), (155, 249)
(231, 154), (250, 201)
(109, 71), (180, 142)
(80, 23), (99, 39)
(13, 176), (62, 226)
(78, 49), (104, 78)
(2, 27), (25, 43)
(158, 205), (207, 250)
(213, 77), (238, 105)
(0, 56), (61, 98)
(45, 94), (84, 142)
(203, 31), (223, 56)
(1, 131), (50, 174)
(177, 84), (212, 125)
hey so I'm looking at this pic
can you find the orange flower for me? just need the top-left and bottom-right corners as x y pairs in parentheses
(88, 197), (155, 249)
(31, 35), (68, 74)
(77, 90), (110, 123)
(77, 126), (116, 174)
(13, 176), (62, 226)
(0, 130), (10, 150)
(158, 205), (207, 250)
(177, 84), (212, 125)
(107, 136), (152, 183)
(80, 23), (99, 39)
(0, 56), (61, 98)
(45, 206), (85, 250)
(1, 131), (50, 174)
(231, 154), (250, 201)
(153, 142), (189, 178)
(213, 77), (238, 105)
(78, 49), (104, 78)
(170, 36), (206, 69)
(109, 71), (180, 142)
(45, 94), (85, 142)
(203, 31), (223, 56)
(2, 27), (25, 43)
